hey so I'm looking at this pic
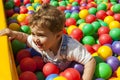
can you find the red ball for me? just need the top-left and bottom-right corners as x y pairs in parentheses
(42, 0), (50, 3)
(66, 5), (72, 10)
(19, 71), (37, 80)
(14, 0), (21, 6)
(106, 10), (114, 16)
(87, 2), (97, 9)
(16, 49), (31, 63)
(57, 6), (66, 12)
(85, 14), (96, 23)
(96, 10), (107, 20)
(107, 3), (113, 10)
(79, 6), (86, 10)
(98, 34), (113, 45)
(20, 6), (28, 14)
(97, 26), (110, 36)
(84, 44), (95, 54)
(70, 28), (83, 41)
(43, 63), (59, 77)
(20, 57), (37, 72)
(32, 56), (45, 70)
(23, 0), (30, 5)
(5, 9), (14, 17)
(92, 44), (101, 51)
(60, 68), (81, 80)
(113, 14), (120, 22)
(65, 18), (76, 27)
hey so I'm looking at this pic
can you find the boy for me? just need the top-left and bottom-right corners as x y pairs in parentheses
(0, 4), (96, 80)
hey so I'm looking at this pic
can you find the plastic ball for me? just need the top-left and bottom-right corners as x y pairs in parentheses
(109, 21), (120, 30)
(60, 68), (81, 80)
(94, 56), (104, 65)
(91, 21), (101, 32)
(96, 10), (107, 20)
(87, 2), (97, 9)
(35, 71), (45, 80)
(112, 41), (120, 55)
(92, 44), (101, 51)
(14, 0), (21, 7)
(53, 76), (67, 80)
(112, 4), (120, 13)
(97, 3), (107, 11)
(20, 57), (37, 72)
(20, 25), (31, 34)
(78, 22), (86, 30)
(65, 12), (71, 19)
(82, 36), (95, 45)
(69, 28), (83, 41)
(65, 18), (76, 27)
(43, 63), (59, 77)
(67, 25), (77, 35)
(95, 62), (112, 79)
(109, 28), (120, 40)
(79, 9), (89, 19)
(104, 16), (114, 25)
(16, 49), (31, 63)
(32, 56), (45, 70)
(11, 39), (26, 54)
(14, 6), (20, 13)
(70, 12), (79, 21)
(46, 74), (58, 80)
(97, 26), (110, 36)
(20, 6), (28, 14)
(88, 7), (97, 15)
(106, 10), (114, 16)
(76, 19), (85, 26)
(98, 34), (112, 45)
(82, 24), (95, 36)
(9, 23), (20, 31)
(97, 46), (113, 60)
(84, 44), (95, 54)
(19, 71), (37, 80)
(5, 0), (14, 10)
(113, 13), (120, 22)
(17, 14), (26, 22)
(98, 19), (108, 27)
(5, 9), (15, 17)
(85, 14), (96, 23)
(116, 67), (120, 78)
(106, 56), (120, 72)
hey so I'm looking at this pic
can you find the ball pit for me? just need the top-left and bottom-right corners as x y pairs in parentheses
(2, 0), (120, 80)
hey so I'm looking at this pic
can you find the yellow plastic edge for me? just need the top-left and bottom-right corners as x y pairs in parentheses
(0, 1), (18, 80)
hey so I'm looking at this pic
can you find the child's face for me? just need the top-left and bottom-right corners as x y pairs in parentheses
(31, 26), (61, 51)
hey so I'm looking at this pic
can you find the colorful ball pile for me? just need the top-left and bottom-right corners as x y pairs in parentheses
(4, 0), (120, 80)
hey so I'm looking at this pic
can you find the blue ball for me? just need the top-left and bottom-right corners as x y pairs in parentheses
(45, 74), (58, 80)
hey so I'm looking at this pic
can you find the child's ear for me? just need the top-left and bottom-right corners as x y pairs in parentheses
(56, 31), (63, 39)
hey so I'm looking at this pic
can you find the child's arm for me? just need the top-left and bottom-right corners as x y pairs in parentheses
(0, 28), (28, 43)
(82, 58), (96, 80)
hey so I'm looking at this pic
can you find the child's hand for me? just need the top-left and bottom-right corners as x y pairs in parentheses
(0, 28), (12, 36)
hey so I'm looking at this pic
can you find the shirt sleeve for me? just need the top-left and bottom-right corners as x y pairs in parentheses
(67, 44), (92, 65)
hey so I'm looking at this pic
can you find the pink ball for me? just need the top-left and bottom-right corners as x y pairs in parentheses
(20, 57), (37, 72)
(97, 26), (110, 36)
(43, 63), (59, 77)
(99, 34), (113, 45)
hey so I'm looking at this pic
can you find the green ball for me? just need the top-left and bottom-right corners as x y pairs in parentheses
(94, 56), (104, 65)
(95, 62), (112, 79)
(76, 19), (85, 26)
(50, 1), (59, 7)
(97, 3), (107, 11)
(82, 36), (95, 45)
(72, 2), (79, 6)
(88, 7), (97, 15)
(5, 1), (14, 10)
(35, 71), (45, 80)
(112, 4), (120, 13)
(30, 0), (34, 3)
(20, 25), (31, 34)
(65, 12), (71, 19)
(11, 40), (26, 54)
(92, 21), (101, 32)
(110, 0), (117, 2)
(59, 1), (66, 6)
(70, 12), (79, 21)
(82, 24), (95, 36)
(98, 19), (108, 26)
(109, 28), (120, 40)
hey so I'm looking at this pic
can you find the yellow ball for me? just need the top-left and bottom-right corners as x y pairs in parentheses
(109, 21), (120, 30)
(79, 9), (89, 19)
(97, 46), (113, 60)
(9, 23), (20, 31)
(67, 25), (77, 35)
(104, 16), (114, 25)
(53, 76), (67, 80)
(116, 67), (120, 78)
(92, 52), (98, 57)
(69, 0), (74, 3)
(117, 56), (120, 60)
(17, 14), (26, 22)
(34, 0), (42, 4)
(12, 13), (19, 18)
(78, 23), (86, 30)
(27, 6), (34, 11)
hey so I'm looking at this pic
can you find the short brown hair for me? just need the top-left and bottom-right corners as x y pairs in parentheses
(29, 3), (66, 33)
